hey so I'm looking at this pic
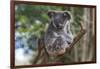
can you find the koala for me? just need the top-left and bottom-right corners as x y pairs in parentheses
(44, 11), (74, 56)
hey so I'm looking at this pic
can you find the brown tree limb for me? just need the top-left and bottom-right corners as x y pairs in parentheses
(33, 38), (44, 64)
(66, 28), (86, 52)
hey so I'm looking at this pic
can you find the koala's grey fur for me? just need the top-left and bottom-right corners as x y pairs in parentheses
(44, 11), (74, 56)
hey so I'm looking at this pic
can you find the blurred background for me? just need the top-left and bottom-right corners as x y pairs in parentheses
(15, 4), (96, 65)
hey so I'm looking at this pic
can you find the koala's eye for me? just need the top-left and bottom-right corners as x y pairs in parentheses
(63, 12), (71, 20)
(48, 12), (55, 18)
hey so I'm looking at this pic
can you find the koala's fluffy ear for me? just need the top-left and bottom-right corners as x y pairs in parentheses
(64, 11), (71, 20)
(48, 11), (55, 18)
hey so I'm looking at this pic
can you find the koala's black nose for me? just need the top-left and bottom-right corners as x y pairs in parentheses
(56, 24), (63, 29)
(57, 25), (62, 29)
(56, 24), (60, 27)
(67, 41), (71, 45)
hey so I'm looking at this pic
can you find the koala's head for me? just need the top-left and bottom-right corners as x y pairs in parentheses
(48, 11), (71, 29)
